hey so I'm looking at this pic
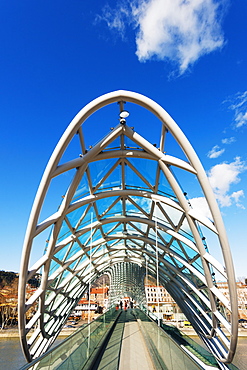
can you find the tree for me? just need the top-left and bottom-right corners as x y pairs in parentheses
(0, 271), (17, 288)
(0, 274), (18, 329)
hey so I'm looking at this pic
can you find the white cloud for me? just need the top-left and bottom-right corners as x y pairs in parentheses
(226, 91), (247, 128)
(133, 0), (225, 74)
(207, 157), (246, 207)
(96, 3), (131, 39)
(231, 190), (245, 209)
(207, 145), (225, 159)
(190, 197), (212, 219)
(98, 0), (226, 74)
(235, 111), (247, 128)
(221, 137), (235, 144)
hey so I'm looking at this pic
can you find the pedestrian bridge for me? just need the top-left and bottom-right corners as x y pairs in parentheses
(20, 307), (238, 370)
(18, 90), (238, 367)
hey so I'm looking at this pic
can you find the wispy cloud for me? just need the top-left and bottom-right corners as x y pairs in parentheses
(207, 137), (236, 159)
(207, 145), (225, 159)
(207, 157), (246, 208)
(96, 3), (131, 39)
(231, 190), (245, 209)
(98, 0), (226, 75)
(226, 91), (247, 128)
(221, 137), (235, 144)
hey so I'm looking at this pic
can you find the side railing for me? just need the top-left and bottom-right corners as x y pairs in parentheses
(136, 307), (239, 370)
(20, 307), (120, 370)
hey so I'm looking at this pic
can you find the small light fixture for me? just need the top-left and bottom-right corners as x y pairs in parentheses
(119, 110), (129, 119)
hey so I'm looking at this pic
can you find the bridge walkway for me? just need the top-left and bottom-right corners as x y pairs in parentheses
(93, 309), (154, 370)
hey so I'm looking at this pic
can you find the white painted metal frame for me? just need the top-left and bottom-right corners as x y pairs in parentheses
(18, 90), (238, 364)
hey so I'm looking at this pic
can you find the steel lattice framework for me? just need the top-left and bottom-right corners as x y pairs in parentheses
(107, 262), (147, 306)
(18, 90), (238, 364)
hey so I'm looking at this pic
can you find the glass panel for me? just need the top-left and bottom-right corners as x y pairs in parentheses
(72, 173), (90, 201)
(89, 158), (120, 189)
(67, 205), (88, 229)
(102, 222), (123, 235)
(155, 229), (172, 244)
(96, 196), (118, 216)
(124, 136), (143, 150)
(170, 240), (197, 260)
(102, 136), (121, 151)
(148, 228), (167, 249)
(127, 221), (148, 235)
(159, 204), (183, 227)
(178, 218), (195, 243)
(158, 170), (177, 200)
(57, 220), (71, 242)
(129, 196), (152, 214)
(65, 245), (82, 263)
(77, 232), (92, 245)
(24, 308), (121, 370)
(127, 157), (157, 186)
(48, 259), (60, 277)
(54, 244), (70, 262)
(100, 198), (123, 217)
(125, 164), (153, 190)
(191, 258), (204, 275)
(77, 208), (96, 230)
(56, 270), (71, 287)
(164, 254), (182, 268)
(89, 230), (103, 248)
(134, 309), (206, 370)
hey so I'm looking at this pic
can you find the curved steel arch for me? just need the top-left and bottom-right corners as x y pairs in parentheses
(18, 90), (238, 363)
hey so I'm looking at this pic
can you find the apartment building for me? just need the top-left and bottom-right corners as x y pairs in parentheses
(146, 282), (247, 321)
(217, 281), (247, 319)
(145, 285), (185, 321)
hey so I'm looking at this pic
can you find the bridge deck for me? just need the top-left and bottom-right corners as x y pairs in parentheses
(95, 309), (154, 370)
(119, 310), (154, 370)
(20, 308), (240, 370)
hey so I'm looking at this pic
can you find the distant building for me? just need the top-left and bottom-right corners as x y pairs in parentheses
(145, 282), (247, 322)
(73, 298), (99, 317)
(90, 286), (109, 308)
(72, 286), (109, 319)
(145, 285), (185, 321)
(217, 281), (247, 319)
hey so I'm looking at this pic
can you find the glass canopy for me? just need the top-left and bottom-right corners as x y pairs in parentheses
(18, 90), (238, 364)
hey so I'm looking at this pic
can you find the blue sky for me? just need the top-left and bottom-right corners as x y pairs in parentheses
(0, 0), (246, 279)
